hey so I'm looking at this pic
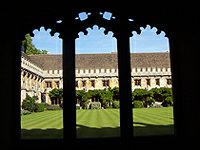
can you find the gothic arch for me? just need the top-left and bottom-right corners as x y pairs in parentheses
(3, 0), (200, 148)
(16, 3), (175, 142)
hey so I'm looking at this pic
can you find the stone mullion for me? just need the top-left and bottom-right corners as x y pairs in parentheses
(61, 27), (77, 140)
(114, 21), (133, 141)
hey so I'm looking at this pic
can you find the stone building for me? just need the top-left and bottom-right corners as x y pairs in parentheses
(21, 52), (172, 105)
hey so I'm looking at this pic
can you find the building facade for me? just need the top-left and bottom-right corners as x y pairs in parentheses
(21, 52), (172, 105)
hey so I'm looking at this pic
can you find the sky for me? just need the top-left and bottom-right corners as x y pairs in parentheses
(31, 14), (169, 54)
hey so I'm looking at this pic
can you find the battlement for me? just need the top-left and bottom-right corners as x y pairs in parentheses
(75, 67), (171, 78)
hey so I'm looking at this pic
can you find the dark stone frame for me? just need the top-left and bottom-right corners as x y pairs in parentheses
(1, 0), (200, 149)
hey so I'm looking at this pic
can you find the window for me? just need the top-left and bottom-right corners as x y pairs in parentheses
(17, 5), (177, 146)
(146, 78), (151, 86)
(75, 23), (120, 138)
(155, 78), (160, 86)
(130, 24), (174, 137)
(46, 81), (52, 88)
(167, 78), (172, 85)
(91, 80), (95, 87)
(82, 80), (86, 87)
(20, 27), (64, 139)
(103, 79), (109, 87)
(134, 79), (141, 86)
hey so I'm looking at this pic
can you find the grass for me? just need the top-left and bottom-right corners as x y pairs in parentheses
(133, 107), (174, 136)
(21, 107), (174, 139)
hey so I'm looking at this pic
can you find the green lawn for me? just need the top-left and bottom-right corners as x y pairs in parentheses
(21, 107), (174, 139)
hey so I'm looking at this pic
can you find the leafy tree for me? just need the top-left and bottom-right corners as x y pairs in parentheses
(48, 88), (63, 105)
(76, 90), (90, 109)
(100, 89), (113, 108)
(161, 87), (173, 100)
(150, 87), (172, 102)
(132, 88), (154, 107)
(92, 89), (102, 102)
(22, 33), (48, 55)
(82, 94), (90, 109)
(76, 90), (83, 104)
(87, 89), (102, 102)
(149, 88), (164, 102)
(111, 87), (120, 101)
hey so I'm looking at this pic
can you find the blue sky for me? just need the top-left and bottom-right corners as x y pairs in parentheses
(32, 24), (169, 54)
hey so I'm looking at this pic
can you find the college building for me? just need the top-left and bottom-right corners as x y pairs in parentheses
(21, 51), (172, 105)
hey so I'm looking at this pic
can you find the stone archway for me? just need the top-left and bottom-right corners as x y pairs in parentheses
(3, 1), (199, 147)
(16, 5), (176, 141)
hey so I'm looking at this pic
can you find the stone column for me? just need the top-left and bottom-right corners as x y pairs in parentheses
(141, 78), (147, 88)
(115, 20), (133, 140)
(61, 26), (77, 140)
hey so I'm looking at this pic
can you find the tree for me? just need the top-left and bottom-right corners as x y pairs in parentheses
(22, 33), (48, 55)
(111, 87), (120, 101)
(76, 90), (90, 109)
(48, 88), (63, 105)
(149, 87), (172, 102)
(132, 88), (155, 107)
(100, 89), (113, 108)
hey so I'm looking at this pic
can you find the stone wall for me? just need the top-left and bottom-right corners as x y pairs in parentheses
(21, 55), (172, 105)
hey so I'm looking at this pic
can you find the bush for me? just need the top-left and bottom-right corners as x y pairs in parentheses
(22, 94), (38, 112)
(133, 100), (144, 108)
(145, 97), (155, 107)
(112, 100), (120, 108)
(35, 103), (45, 112)
(42, 102), (61, 110)
(21, 109), (31, 115)
(90, 102), (101, 109)
(45, 104), (62, 110)
(162, 96), (173, 107)
(102, 102), (113, 109)
(41, 102), (50, 109)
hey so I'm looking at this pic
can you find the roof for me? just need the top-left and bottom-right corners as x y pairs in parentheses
(26, 52), (171, 70)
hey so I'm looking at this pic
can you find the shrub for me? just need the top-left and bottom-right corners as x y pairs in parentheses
(162, 96), (173, 107)
(145, 97), (155, 107)
(42, 102), (50, 109)
(90, 102), (101, 109)
(45, 104), (62, 110)
(102, 101), (113, 109)
(112, 100), (120, 108)
(22, 94), (38, 112)
(133, 100), (144, 108)
(21, 109), (31, 115)
(35, 103), (45, 112)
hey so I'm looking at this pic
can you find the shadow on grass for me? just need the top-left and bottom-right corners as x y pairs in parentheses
(76, 124), (120, 138)
(21, 128), (63, 139)
(77, 123), (174, 138)
(133, 122), (174, 136)
(21, 123), (174, 139)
